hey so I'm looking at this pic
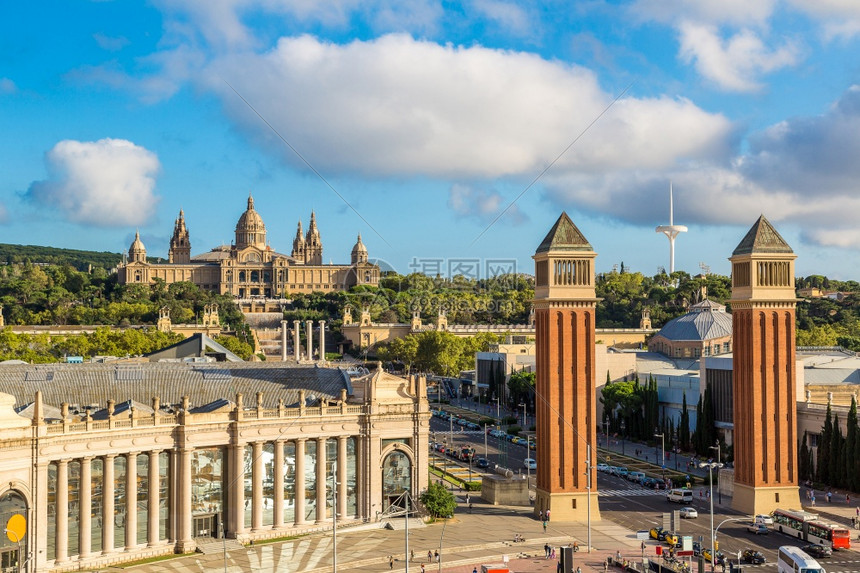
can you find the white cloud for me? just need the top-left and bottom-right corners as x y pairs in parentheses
(0, 78), (16, 94)
(204, 34), (734, 178)
(786, 0), (860, 40)
(470, 0), (531, 36)
(630, 0), (777, 28)
(93, 32), (130, 52)
(448, 183), (526, 224)
(678, 22), (799, 92)
(27, 138), (161, 227)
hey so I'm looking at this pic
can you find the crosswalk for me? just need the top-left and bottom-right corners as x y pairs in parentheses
(599, 487), (665, 497)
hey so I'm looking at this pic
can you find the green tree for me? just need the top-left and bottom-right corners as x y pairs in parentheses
(507, 370), (535, 409)
(817, 402), (833, 483)
(419, 482), (456, 519)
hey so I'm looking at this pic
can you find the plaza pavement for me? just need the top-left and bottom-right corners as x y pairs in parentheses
(113, 497), (641, 573)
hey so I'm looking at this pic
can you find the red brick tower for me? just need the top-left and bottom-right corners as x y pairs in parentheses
(730, 215), (801, 514)
(533, 212), (600, 521)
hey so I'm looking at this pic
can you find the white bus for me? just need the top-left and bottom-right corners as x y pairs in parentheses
(777, 545), (825, 573)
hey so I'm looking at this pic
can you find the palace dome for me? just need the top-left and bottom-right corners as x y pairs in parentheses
(235, 194), (267, 249)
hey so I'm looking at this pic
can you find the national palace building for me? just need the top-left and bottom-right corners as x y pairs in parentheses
(0, 360), (429, 572)
(118, 195), (380, 298)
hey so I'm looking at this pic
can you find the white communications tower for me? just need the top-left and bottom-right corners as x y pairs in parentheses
(655, 183), (687, 274)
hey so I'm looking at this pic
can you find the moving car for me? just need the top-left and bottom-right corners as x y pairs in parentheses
(679, 507), (698, 519)
(741, 549), (766, 564)
(755, 514), (774, 526)
(524, 458), (537, 470)
(702, 549), (726, 565)
(650, 527), (669, 541)
(801, 544), (833, 559)
(747, 523), (769, 535)
(476, 457), (490, 469)
(664, 533), (680, 547)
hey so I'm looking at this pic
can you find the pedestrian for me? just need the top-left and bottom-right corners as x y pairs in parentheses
(473, 568), (478, 573)
(435, 550), (439, 563)
(389, 555), (394, 569)
(577, 567), (582, 573)
(543, 520), (548, 532)
(812, 495), (816, 506)
(411, 549), (415, 562)
(605, 559), (609, 573)
(428, 550), (433, 562)
(421, 565), (426, 573)
(856, 506), (860, 517)
(546, 509), (551, 521)
(540, 509), (545, 521)
(551, 547), (556, 559)
(828, 491), (833, 503)
(848, 494), (851, 505)
(545, 543), (551, 558)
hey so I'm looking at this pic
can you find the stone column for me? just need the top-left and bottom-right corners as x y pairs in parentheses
(295, 439), (306, 525)
(79, 457), (92, 558)
(273, 441), (284, 529)
(125, 453), (137, 550)
(355, 438), (364, 520)
(293, 320), (300, 361)
(316, 438), (327, 523)
(252, 442), (263, 532)
(176, 447), (194, 551)
(148, 451), (160, 546)
(56, 459), (69, 563)
(337, 437), (348, 520)
(305, 320), (313, 361)
(103, 454), (115, 554)
(318, 320), (326, 362)
(280, 320), (288, 361)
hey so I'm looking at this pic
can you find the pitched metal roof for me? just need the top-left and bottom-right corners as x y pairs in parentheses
(535, 212), (592, 253)
(732, 215), (793, 255)
(0, 362), (351, 410)
(654, 300), (733, 342)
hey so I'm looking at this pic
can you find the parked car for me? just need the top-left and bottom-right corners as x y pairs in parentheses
(616, 467), (629, 478)
(746, 523), (769, 535)
(475, 457), (490, 469)
(754, 514), (774, 526)
(702, 549), (725, 565)
(802, 544), (833, 559)
(524, 458), (537, 470)
(596, 463), (609, 472)
(679, 507), (698, 519)
(741, 549), (766, 564)
(650, 527), (669, 541)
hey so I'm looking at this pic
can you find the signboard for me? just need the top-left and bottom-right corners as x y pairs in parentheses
(662, 512), (672, 531)
(681, 536), (693, 552)
(637, 530), (650, 541)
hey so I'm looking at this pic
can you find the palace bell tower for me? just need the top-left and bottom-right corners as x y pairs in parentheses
(730, 215), (801, 514)
(533, 212), (600, 521)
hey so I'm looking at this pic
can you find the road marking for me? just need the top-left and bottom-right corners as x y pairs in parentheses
(598, 488), (665, 497)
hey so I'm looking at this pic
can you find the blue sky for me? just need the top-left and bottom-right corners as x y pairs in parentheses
(3, 1), (860, 281)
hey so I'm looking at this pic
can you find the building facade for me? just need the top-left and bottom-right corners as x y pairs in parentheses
(0, 361), (428, 572)
(118, 196), (380, 300)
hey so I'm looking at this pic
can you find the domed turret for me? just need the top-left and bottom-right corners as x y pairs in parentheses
(129, 231), (147, 263)
(351, 233), (368, 264)
(234, 194), (267, 250)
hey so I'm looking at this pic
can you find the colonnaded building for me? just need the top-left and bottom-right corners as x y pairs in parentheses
(117, 195), (380, 300)
(0, 361), (429, 572)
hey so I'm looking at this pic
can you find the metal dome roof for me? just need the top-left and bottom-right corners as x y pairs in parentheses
(654, 299), (732, 342)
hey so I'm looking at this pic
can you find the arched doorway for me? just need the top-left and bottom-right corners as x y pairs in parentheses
(0, 490), (28, 572)
(381, 450), (412, 512)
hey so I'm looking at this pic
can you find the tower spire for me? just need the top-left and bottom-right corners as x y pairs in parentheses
(655, 182), (687, 274)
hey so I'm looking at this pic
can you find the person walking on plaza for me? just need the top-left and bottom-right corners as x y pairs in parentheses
(389, 555), (394, 569)
(543, 520), (548, 532)
(545, 543), (551, 558)
(546, 509), (551, 521)
(421, 565), (425, 573)
(540, 509), (545, 521)
(435, 550), (439, 563)
(411, 549), (415, 562)
(428, 550), (433, 562)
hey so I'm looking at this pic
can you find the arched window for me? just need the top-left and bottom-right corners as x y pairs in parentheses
(238, 271), (246, 283)
(381, 450), (412, 511)
(1, 490), (28, 567)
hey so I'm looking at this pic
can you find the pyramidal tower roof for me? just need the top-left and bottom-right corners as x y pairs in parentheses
(535, 211), (592, 253)
(732, 215), (793, 256)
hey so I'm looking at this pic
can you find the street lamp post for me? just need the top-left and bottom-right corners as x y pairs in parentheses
(4, 527), (22, 573)
(655, 432), (665, 482)
(699, 461), (723, 573)
(491, 398), (500, 420)
(519, 403), (527, 428)
(620, 421), (626, 455)
(709, 443), (722, 504)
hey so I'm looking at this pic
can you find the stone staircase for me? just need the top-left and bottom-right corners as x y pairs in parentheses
(195, 537), (245, 555)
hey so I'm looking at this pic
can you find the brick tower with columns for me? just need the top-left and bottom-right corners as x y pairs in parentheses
(730, 215), (801, 514)
(533, 212), (600, 521)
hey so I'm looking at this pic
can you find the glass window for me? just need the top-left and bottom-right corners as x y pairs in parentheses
(244, 445), (253, 529)
(0, 490), (29, 566)
(68, 460), (81, 557)
(346, 438), (357, 517)
(47, 463), (57, 560)
(191, 448), (224, 518)
(137, 454), (149, 545)
(305, 441), (317, 522)
(91, 458), (104, 553)
(284, 442), (296, 525)
(158, 452), (170, 541)
(114, 456), (127, 549)
(263, 443), (275, 527)
(382, 451), (412, 511)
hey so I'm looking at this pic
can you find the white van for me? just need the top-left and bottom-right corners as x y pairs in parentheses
(667, 488), (693, 503)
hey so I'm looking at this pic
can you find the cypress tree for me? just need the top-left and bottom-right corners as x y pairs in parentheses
(830, 413), (842, 488)
(694, 395), (704, 454)
(799, 433), (810, 482)
(817, 402), (833, 484)
(680, 392), (691, 451)
(847, 396), (858, 491)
